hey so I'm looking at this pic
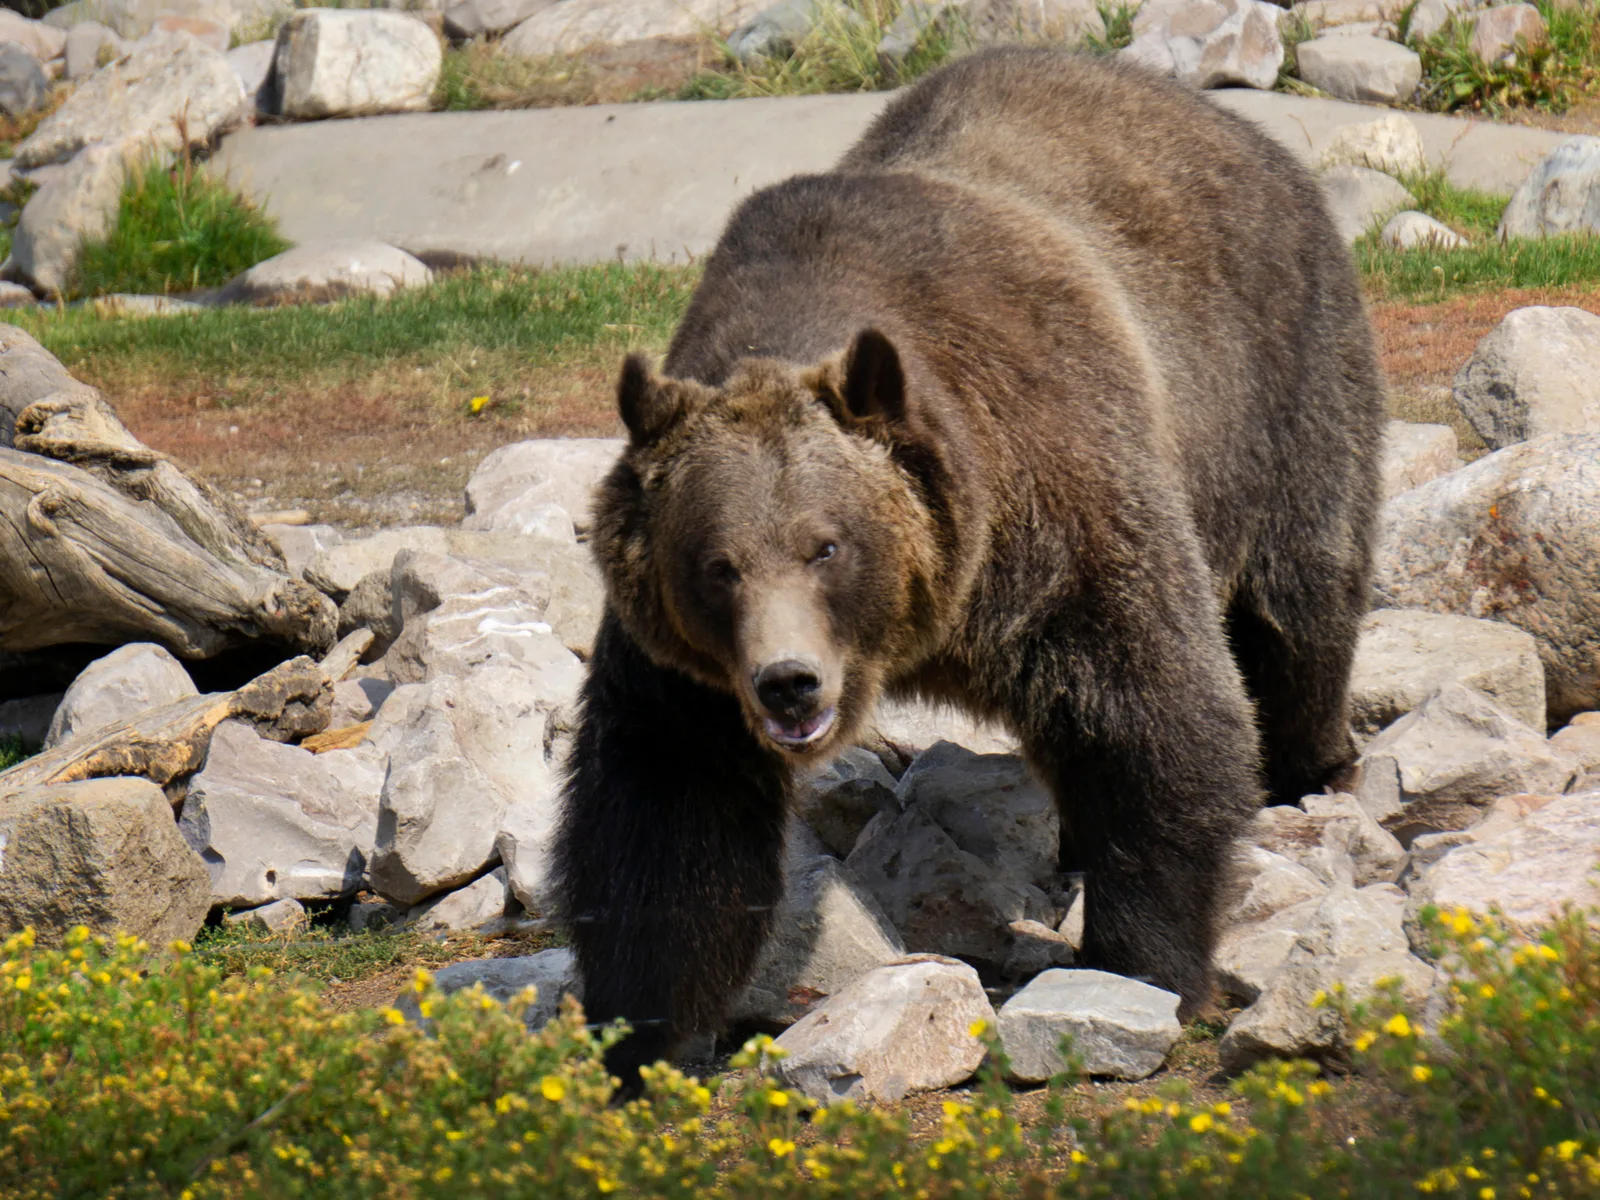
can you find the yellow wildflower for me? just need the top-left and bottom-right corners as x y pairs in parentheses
(380, 1008), (405, 1027)
(968, 1018), (988, 1038)
(1412, 1065), (1433, 1083)
(768, 1138), (796, 1158)
(1384, 1014), (1412, 1038)
(766, 1089), (789, 1108)
(1190, 1113), (1214, 1133)
(540, 1077), (566, 1103)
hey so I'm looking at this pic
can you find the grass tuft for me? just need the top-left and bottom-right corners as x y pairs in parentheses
(1082, 0), (1137, 55)
(72, 156), (291, 299)
(1413, 0), (1600, 113)
(435, 42), (614, 111)
(0, 735), (31, 772)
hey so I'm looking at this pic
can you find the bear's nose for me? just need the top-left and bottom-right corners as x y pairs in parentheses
(754, 658), (823, 719)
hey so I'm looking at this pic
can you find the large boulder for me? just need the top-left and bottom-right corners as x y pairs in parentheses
(1123, 0), (1285, 91)
(1316, 113), (1425, 177)
(503, 0), (767, 57)
(1499, 136), (1600, 239)
(1347, 608), (1547, 735)
(1296, 35), (1421, 103)
(1353, 683), (1575, 843)
(997, 969), (1181, 1082)
(1380, 421), (1461, 499)
(63, 21), (124, 81)
(10, 143), (127, 298)
(179, 719), (384, 906)
(769, 955), (994, 1104)
(46, 643), (199, 749)
(1373, 433), (1600, 723)
(0, 777), (211, 947)
(462, 438), (623, 535)
(12, 33), (244, 169)
(216, 241), (432, 307)
(1468, 3), (1544, 64)
(0, 9), (67, 61)
(407, 867), (512, 932)
(1452, 307), (1600, 449)
(444, 0), (558, 39)
(272, 8), (441, 120)
(0, 43), (49, 119)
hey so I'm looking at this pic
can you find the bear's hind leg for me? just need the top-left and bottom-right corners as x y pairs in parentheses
(555, 612), (791, 1093)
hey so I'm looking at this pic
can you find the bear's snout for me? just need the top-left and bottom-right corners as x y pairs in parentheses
(754, 657), (824, 720)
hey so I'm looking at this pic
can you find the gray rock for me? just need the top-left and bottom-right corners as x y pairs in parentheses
(1319, 164), (1415, 243)
(1452, 306), (1600, 449)
(407, 866), (510, 931)
(141, 11), (230, 51)
(1549, 712), (1600, 787)
(846, 806), (1053, 965)
(495, 797), (558, 916)
(998, 968), (1181, 1082)
(1348, 608), (1547, 735)
(769, 955), (994, 1104)
(0, 10), (67, 61)
(1406, 0), (1466, 41)
(46, 643), (199, 749)
(1059, 887), (1084, 949)
(1373, 433), (1600, 722)
(1381, 420), (1461, 497)
(1383, 210), (1467, 249)
(44, 0), (291, 40)
(895, 743), (1058, 886)
(1296, 35), (1421, 103)
(13, 33), (243, 169)
(1245, 804), (1358, 887)
(1001, 917), (1077, 980)
(223, 895), (307, 933)
(503, 0), (780, 57)
(0, 777), (212, 947)
(1354, 683), (1575, 841)
(0, 281), (37, 309)
(225, 38), (276, 110)
(367, 664), (560, 906)
(1499, 135), (1600, 239)
(218, 240), (431, 307)
(728, 0), (862, 60)
(462, 437), (622, 535)
(305, 526), (554, 600)
(1317, 112), (1426, 175)
(444, 0), (558, 38)
(0, 694), (61, 746)
(396, 949), (579, 1031)
(1407, 789), (1600, 931)
(1216, 895), (1322, 1004)
(866, 698), (1017, 757)
(272, 9), (441, 119)
(330, 676), (393, 726)
(260, 522), (343, 579)
(11, 142), (126, 298)
(796, 747), (901, 856)
(337, 569), (400, 656)
(1300, 792), (1407, 886)
(1468, 2), (1544, 62)
(734, 856), (906, 1025)
(0, 44), (49, 118)
(348, 898), (402, 932)
(180, 719), (383, 906)
(1123, 0), (1285, 90)
(1224, 844), (1328, 925)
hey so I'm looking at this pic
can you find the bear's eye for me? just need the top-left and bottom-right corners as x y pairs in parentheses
(705, 557), (741, 585)
(810, 542), (838, 565)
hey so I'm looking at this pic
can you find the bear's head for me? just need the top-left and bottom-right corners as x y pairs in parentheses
(589, 330), (953, 762)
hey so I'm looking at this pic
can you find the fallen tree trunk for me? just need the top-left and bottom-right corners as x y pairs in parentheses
(0, 325), (336, 659)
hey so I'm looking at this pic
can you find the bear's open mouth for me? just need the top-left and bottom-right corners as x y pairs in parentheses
(763, 706), (837, 749)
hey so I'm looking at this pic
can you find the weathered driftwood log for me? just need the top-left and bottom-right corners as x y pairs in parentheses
(0, 325), (336, 658)
(0, 656), (332, 801)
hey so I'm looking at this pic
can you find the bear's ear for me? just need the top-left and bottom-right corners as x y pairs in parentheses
(617, 353), (682, 445)
(839, 329), (907, 425)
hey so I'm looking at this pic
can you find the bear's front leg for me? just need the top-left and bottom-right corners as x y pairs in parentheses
(555, 611), (792, 1092)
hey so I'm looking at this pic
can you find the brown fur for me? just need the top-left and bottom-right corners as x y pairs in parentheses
(556, 47), (1386, 1088)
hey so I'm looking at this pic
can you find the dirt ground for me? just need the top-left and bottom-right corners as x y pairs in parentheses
(97, 286), (1600, 531)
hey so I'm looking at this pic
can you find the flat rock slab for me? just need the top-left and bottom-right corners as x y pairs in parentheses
(997, 968), (1181, 1082)
(210, 91), (1567, 267)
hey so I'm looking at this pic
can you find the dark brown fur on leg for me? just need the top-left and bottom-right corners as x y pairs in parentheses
(554, 612), (791, 1093)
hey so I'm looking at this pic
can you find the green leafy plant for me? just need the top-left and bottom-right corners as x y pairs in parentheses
(72, 155), (291, 299)
(1414, 0), (1600, 113)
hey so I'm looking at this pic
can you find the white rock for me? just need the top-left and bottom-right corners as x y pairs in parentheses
(1296, 34), (1421, 103)
(1317, 113), (1425, 175)
(1354, 683), (1575, 841)
(1373, 433), (1600, 722)
(998, 969), (1181, 1082)
(895, 743), (1058, 886)
(1452, 306), (1600, 449)
(10, 142), (127, 298)
(495, 800), (559, 917)
(1301, 792), (1407, 886)
(1381, 420), (1461, 498)
(444, 0), (557, 38)
(734, 856), (907, 1026)
(1216, 895), (1321, 1003)
(770, 955), (994, 1104)
(878, 0), (1103, 62)
(1409, 789), (1600, 930)
(44, 0), (292, 40)
(397, 949), (579, 1031)
(1245, 804), (1358, 887)
(223, 895), (307, 933)
(180, 720), (384, 906)
(1383, 210), (1468, 250)
(13, 33), (243, 169)
(1468, 2), (1544, 62)
(140, 11), (230, 50)
(1499, 135), (1600, 239)
(1224, 844), (1328, 925)
(217, 240), (432, 307)
(462, 437), (623, 535)
(1123, 0), (1285, 90)
(1348, 608), (1547, 735)
(0, 10), (67, 61)
(225, 38), (276, 109)
(330, 677), (393, 727)
(407, 867), (510, 931)
(273, 9), (441, 119)
(867, 698), (1018, 756)
(45, 643), (198, 748)
(1319, 164), (1415, 243)
(1406, 0), (1464, 40)
(729, 0), (863, 59)
(1549, 713), (1600, 788)
(845, 806), (1053, 965)
(304, 526), (554, 598)
(503, 0), (767, 57)
(0, 776), (211, 947)
(1002, 917), (1077, 979)
(260, 522), (343, 579)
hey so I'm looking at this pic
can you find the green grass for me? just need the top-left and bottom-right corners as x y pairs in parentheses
(669, 0), (972, 101)
(72, 157), (291, 299)
(0, 736), (31, 772)
(193, 920), (466, 986)
(1081, 0), (1137, 54)
(1395, 170), (1511, 241)
(434, 43), (613, 111)
(1412, 0), (1600, 113)
(9, 262), (699, 395)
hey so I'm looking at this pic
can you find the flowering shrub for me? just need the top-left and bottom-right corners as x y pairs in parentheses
(0, 906), (1597, 1198)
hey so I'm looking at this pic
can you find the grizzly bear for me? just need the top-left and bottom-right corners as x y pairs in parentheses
(555, 46), (1385, 1086)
